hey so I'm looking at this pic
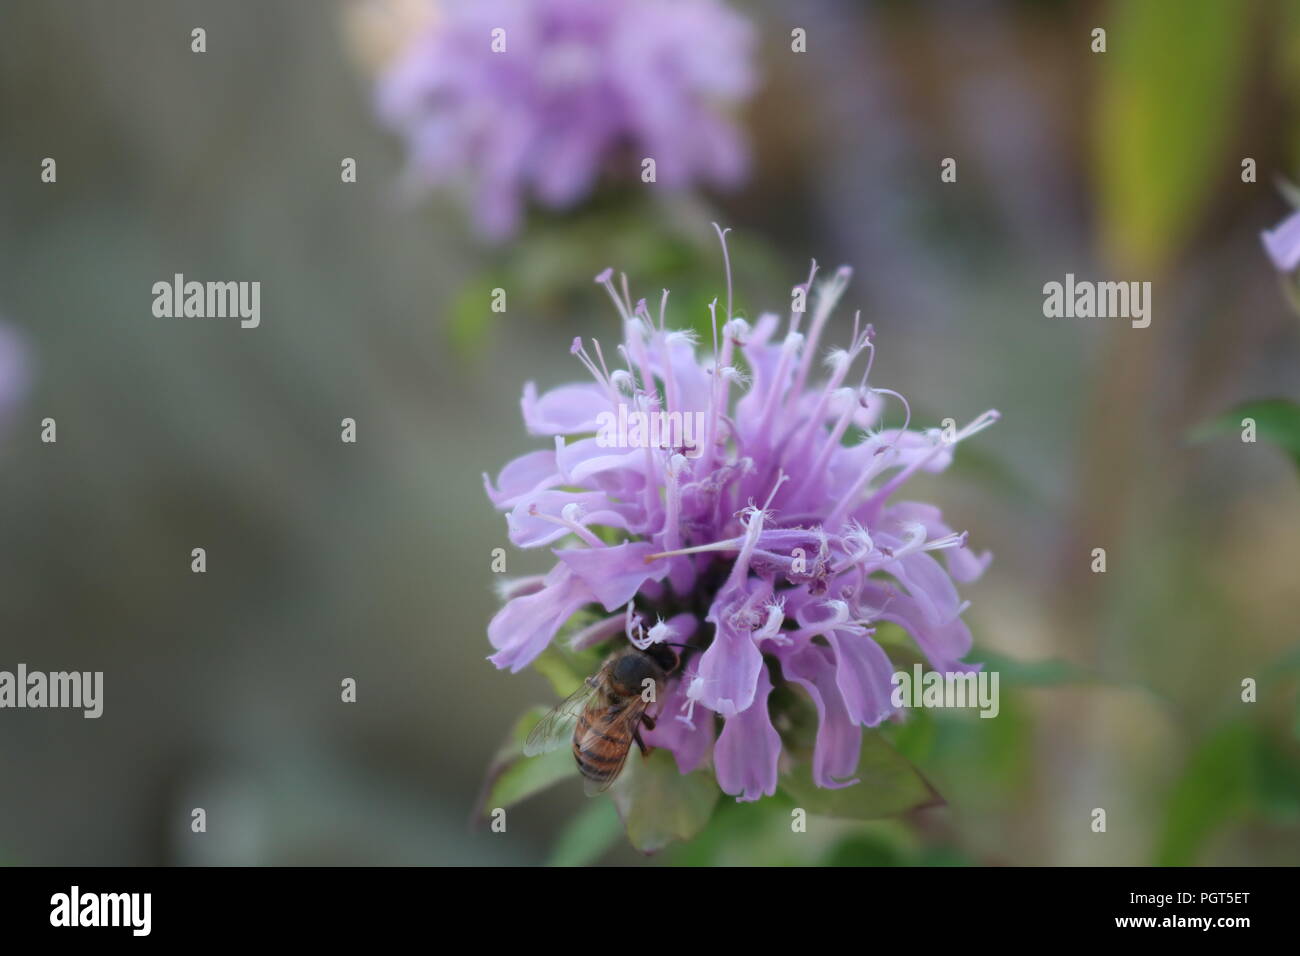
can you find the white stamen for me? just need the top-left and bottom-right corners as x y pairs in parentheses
(645, 617), (675, 647)
(713, 222), (734, 325)
(789, 259), (819, 334)
(789, 265), (852, 404)
(755, 602), (790, 646)
(861, 409), (1001, 516)
(676, 694), (699, 730)
(645, 536), (745, 562)
(609, 368), (635, 393)
(595, 269), (632, 322)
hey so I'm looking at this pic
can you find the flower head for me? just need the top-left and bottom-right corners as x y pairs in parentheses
(376, 0), (756, 239)
(485, 229), (998, 802)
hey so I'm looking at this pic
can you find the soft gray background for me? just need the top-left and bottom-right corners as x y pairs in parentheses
(1, 0), (1297, 865)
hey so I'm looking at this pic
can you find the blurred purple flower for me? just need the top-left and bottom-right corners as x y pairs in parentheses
(485, 232), (998, 802)
(1261, 209), (1300, 273)
(0, 323), (30, 434)
(377, 0), (756, 239)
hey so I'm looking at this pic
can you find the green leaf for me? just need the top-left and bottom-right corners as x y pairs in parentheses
(976, 650), (1092, 687)
(609, 748), (720, 853)
(663, 795), (798, 866)
(820, 832), (907, 867)
(1254, 733), (1300, 824)
(1187, 398), (1300, 471)
(1093, 0), (1252, 271)
(869, 621), (927, 672)
(1156, 721), (1254, 865)
(780, 732), (943, 821)
(475, 706), (576, 821)
(1158, 720), (1300, 863)
(886, 707), (938, 764)
(546, 799), (624, 867)
(488, 744), (576, 812)
(1264, 640), (1300, 744)
(532, 651), (585, 700)
(533, 639), (604, 699)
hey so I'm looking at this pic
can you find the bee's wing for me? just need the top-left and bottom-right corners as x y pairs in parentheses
(582, 695), (652, 795)
(523, 677), (601, 757)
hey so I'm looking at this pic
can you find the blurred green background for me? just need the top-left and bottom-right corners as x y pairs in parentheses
(0, 0), (1297, 865)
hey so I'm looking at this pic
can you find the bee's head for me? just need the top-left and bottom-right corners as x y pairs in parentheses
(643, 641), (682, 675)
(610, 651), (662, 697)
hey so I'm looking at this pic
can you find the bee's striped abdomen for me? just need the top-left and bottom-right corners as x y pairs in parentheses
(573, 701), (632, 785)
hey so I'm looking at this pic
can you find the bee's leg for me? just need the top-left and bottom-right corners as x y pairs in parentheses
(640, 714), (657, 731)
(633, 727), (653, 757)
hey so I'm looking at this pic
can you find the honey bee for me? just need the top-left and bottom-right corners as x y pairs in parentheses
(524, 644), (679, 794)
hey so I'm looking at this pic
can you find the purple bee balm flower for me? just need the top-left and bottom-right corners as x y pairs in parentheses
(484, 230), (999, 801)
(376, 0), (756, 239)
(1261, 209), (1300, 273)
